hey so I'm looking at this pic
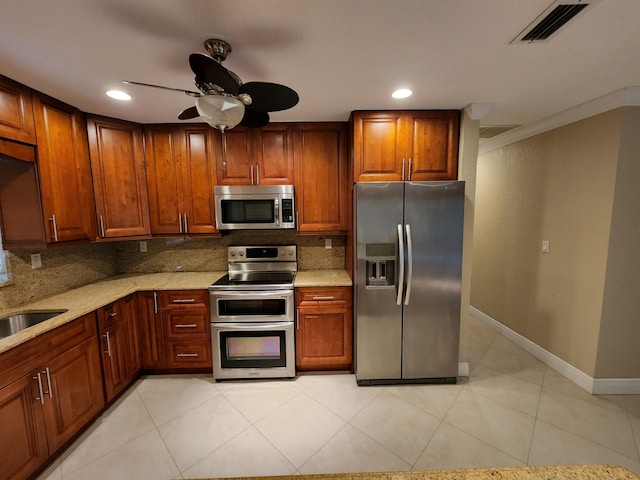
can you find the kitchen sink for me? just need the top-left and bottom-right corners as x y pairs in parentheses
(0, 310), (68, 340)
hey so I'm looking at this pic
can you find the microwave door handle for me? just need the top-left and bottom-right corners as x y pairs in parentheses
(274, 198), (280, 226)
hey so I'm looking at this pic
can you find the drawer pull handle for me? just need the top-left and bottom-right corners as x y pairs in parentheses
(109, 312), (117, 318)
(172, 299), (196, 303)
(175, 323), (198, 328)
(312, 296), (335, 301)
(176, 353), (199, 357)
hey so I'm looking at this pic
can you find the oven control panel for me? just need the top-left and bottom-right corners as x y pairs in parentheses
(228, 245), (297, 262)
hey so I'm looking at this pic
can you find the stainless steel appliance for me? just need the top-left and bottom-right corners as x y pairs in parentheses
(209, 245), (297, 380)
(354, 181), (465, 385)
(214, 185), (295, 230)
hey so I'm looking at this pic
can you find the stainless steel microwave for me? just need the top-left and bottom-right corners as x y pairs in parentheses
(214, 185), (295, 230)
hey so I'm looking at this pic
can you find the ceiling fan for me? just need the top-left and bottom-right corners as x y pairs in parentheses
(124, 38), (299, 131)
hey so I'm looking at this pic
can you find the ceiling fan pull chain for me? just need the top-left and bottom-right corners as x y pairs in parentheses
(221, 129), (227, 169)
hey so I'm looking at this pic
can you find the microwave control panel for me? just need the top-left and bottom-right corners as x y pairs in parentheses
(281, 198), (294, 223)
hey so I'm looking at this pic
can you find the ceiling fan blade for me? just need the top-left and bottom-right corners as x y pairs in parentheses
(189, 53), (239, 94)
(178, 106), (199, 120)
(123, 80), (200, 96)
(238, 82), (299, 112)
(240, 109), (270, 128)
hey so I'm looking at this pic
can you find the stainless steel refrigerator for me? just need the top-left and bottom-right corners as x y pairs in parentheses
(354, 181), (464, 385)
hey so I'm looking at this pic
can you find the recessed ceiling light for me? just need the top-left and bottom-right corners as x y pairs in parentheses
(106, 90), (131, 101)
(392, 88), (412, 99)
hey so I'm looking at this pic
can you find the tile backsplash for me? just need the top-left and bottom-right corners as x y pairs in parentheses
(116, 232), (345, 272)
(1, 232), (345, 310)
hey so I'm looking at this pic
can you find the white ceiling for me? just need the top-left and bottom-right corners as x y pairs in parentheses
(2, 0), (639, 128)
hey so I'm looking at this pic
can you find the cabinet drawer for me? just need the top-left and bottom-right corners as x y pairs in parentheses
(165, 340), (212, 368)
(97, 302), (119, 331)
(296, 287), (352, 306)
(163, 310), (210, 339)
(159, 290), (208, 308)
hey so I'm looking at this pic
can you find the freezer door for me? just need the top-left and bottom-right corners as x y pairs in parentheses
(354, 182), (404, 381)
(402, 181), (464, 379)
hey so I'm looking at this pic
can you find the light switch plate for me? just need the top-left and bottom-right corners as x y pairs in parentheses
(541, 240), (550, 253)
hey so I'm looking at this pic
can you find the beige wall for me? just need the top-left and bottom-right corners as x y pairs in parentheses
(472, 109), (624, 376)
(595, 108), (640, 377)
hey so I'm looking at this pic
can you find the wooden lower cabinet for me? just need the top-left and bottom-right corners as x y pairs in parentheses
(98, 295), (141, 402)
(0, 313), (104, 480)
(137, 290), (212, 371)
(295, 287), (353, 371)
(159, 290), (212, 369)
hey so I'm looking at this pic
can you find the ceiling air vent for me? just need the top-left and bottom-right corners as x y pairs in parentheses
(512, 0), (596, 43)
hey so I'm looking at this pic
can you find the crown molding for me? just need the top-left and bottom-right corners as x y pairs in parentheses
(479, 86), (640, 154)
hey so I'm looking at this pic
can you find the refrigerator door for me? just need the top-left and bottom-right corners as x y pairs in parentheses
(354, 182), (404, 382)
(402, 181), (464, 379)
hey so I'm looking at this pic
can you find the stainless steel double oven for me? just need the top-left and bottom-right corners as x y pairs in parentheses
(209, 245), (297, 380)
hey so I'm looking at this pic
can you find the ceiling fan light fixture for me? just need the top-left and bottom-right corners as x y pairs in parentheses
(196, 95), (245, 130)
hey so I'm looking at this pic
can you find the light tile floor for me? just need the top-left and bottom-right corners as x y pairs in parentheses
(37, 315), (640, 480)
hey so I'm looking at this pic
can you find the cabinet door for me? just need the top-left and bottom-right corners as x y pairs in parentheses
(143, 125), (182, 235)
(180, 125), (219, 234)
(120, 293), (142, 379)
(87, 115), (151, 238)
(352, 111), (405, 182)
(295, 287), (353, 371)
(215, 127), (253, 185)
(296, 307), (352, 371)
(294, 123), (348, 234)
(253, 123), (294, 185)
(0, 374), (48, 480)
(0, 75), (36, 144)
(32, 93), (97, 243)
(41, 337), (105, 452)
(406, 111), (459, 181)
(137, 292), (165, 370)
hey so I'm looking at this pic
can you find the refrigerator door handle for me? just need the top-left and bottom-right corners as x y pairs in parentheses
(404, 223), (413, 305)
(396, 223), (405, 306)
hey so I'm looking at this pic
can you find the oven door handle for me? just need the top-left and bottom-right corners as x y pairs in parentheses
(211, 290), (293, 299)
(212, 322), (292, 330)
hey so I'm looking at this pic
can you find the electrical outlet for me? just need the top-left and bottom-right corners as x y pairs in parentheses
(325, 238), (332, 249)
(31, 253), (42, 269)
(140, 241), (147, 252)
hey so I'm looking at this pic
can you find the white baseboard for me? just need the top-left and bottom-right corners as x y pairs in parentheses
(469, 306), (640, 394)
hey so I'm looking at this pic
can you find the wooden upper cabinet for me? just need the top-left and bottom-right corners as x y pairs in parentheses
(215, 124), (294, 185)
(87, 115), (151, 239)
(253, 123), (294, 185)
(144, 124), (219, 236)
(407, 111), (459, 181)
(32, 93), (97, 243)
(352, 110), (459, 182)
(352, 111), (405, 182)
(0, 75), (36, 144)
(294, 123), (348, 234)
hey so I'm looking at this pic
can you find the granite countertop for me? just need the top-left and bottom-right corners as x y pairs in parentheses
(185, 465), (639, 480)
(0, 269), (351, 354)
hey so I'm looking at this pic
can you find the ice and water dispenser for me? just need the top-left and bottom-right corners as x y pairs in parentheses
(364, 243), (396, 287)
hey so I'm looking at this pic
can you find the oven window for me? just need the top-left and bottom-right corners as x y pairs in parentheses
(220, 200), (274, 224)
(220, 331), (286, 368)
(218, 298), (286, 316)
